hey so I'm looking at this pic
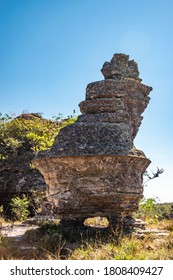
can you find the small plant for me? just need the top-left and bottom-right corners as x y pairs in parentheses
(140, 198), (156, 213)
(134, 197), (159, 221)
(0, 205), (3, 217)
(10, 195), (30, 221)
(134, 198), (173, 222)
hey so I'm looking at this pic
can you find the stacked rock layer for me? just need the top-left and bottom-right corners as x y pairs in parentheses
(33, 54), (152, 226)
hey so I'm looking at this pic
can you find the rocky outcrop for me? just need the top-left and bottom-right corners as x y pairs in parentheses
(0, 114), (50, 215)
(0, 144), (46, 215)
(33, 54), (152, 227)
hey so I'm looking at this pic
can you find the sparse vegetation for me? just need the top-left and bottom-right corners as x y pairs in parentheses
(69, 232), (173, 260)
(134, 197), (173, 222)
(0, 201), (173, 260)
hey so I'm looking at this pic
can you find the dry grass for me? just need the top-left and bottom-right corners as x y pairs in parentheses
(69, 233), (173, 260)
(145, 218), (173, 230)
(0, 217), (173, 260)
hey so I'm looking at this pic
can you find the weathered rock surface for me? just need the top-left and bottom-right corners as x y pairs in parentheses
(33, 53), (152, 227)
(0, 148), (46, 215)
(34, 155), (149, 222)
(101, 54), (141, 81)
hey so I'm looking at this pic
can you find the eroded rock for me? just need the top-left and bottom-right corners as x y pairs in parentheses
(33, 54), (152, 228)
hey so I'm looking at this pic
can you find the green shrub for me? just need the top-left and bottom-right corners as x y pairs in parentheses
(10, 196), (30, 221)
(0, 113), (77, 159)
(135, 198), (173, 222)
(134, 197), (158, 221)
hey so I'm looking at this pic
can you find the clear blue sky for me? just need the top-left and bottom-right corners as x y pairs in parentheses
(0, 0), (173, 202)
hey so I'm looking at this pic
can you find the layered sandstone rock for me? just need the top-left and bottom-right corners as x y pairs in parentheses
(33, 54), (152, 227)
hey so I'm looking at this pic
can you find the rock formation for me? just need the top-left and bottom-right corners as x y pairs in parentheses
(0, 114), (51, 215)
(33, 54), (152, 227)
(0, 144), (46, 216)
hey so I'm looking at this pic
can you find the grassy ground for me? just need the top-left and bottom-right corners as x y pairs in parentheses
(0, 216), (173, 260)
